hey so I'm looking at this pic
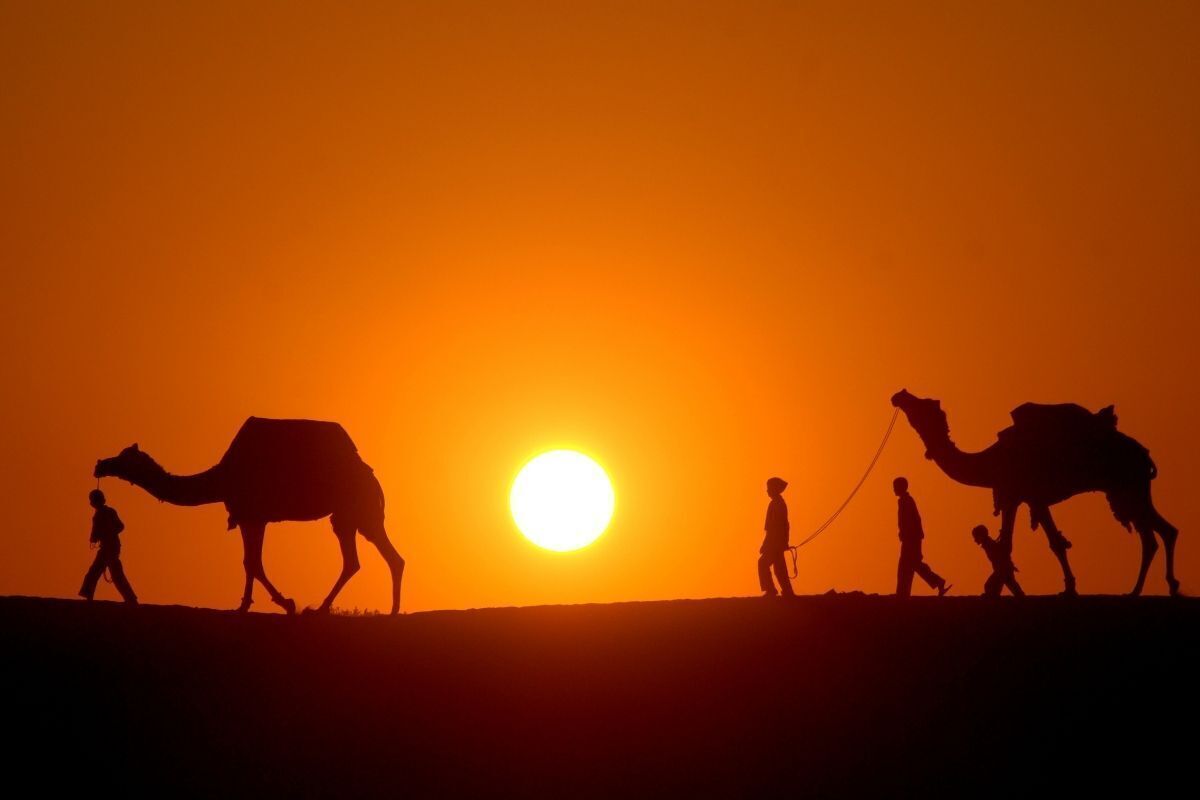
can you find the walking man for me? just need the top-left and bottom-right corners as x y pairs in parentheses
(894, 477), (950, 597)
(79, 489), (138, 604)
(758, 477), (795, 598)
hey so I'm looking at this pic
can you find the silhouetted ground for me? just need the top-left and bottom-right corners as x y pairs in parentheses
(4, 594), (1197, 797)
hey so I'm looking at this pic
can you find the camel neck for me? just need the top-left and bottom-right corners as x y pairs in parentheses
(927, 439), (996, 488)
(137, 465), (225, 506)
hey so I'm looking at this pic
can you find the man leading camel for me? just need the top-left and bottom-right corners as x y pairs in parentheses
(758, 477), (795, 598)
(894, 477), (951, 598)
(79, 489), (138, 605)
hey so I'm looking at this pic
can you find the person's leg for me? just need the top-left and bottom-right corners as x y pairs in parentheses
(914, 560), (945, 590)
(106, 556), (137, 604)
(757, 553), (777, 595)
(896, 545), (915, 597)
(1006, 575), (1025, 597)
(983, 572), (1003, 597)
(909, 541), (946, 592)
(79, 550), (107, 599)
(772, 552), (794, 596)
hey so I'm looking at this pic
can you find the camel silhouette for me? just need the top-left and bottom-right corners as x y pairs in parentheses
(891, 390), (1179, 596)
(94, 417), (405, 614)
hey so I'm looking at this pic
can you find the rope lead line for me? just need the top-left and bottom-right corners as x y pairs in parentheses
(787, 407), (901, 572)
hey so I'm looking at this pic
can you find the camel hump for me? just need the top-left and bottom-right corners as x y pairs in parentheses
(1009, 402), (1117, 436)
(221, 417), (364, 471)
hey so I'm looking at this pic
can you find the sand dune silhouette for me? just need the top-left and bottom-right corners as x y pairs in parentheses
(6, 594), (1196, 795)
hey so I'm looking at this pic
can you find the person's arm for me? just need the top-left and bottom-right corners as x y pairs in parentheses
(767, 501), (789, 533)
(903, 498), (924, 537)
(898, 497), (915, 537)
(763, 503), (784, 551)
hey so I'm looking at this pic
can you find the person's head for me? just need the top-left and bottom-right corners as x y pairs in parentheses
(766, 477), (788, 497)
(972, 524), (989, 544)
(89, 489), (106, 508)
(892, 477), (909, 497)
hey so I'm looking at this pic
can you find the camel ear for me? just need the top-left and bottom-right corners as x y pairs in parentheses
(131, 443), (140, 452)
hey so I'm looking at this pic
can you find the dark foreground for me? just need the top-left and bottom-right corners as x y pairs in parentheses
(4, 594), (1198, 797)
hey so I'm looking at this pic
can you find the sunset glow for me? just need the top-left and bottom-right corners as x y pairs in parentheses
(1, 2), (1195, 613)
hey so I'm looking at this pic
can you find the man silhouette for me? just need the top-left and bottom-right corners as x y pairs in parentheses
(972, 524), (1024, 596)
(759, 477), (794, 598)
(893, 477), (950, 597)
(79, 489), (137, 605)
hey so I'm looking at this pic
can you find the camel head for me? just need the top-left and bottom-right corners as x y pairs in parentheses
(891, 389), (951, 457)
(95, 444), (162, 484)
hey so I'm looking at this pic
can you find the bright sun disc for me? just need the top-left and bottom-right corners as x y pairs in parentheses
(510, 450), (615, 552)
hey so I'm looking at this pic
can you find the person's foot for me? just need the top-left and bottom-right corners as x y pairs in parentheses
(938, 582), (953, 597)
(78, 590), (93, 602)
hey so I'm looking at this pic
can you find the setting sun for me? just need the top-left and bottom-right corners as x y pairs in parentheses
(510, 450), (615, 552)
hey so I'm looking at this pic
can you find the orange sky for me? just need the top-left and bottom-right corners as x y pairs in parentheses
(2, 1), (1197, 611)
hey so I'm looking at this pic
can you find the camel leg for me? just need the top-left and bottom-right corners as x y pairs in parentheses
(361, 522), (405, 615)
(315, 520), (361, 613)
(1130, 522), (1158, 597)
(1032, 506), (1076, 596)
(241, 522), (296, 615)
(237, 571), (254, 613)
(1153, 511), (1180, 597)
(237, 527), (256, 613)
(997, 503), (1017, 554)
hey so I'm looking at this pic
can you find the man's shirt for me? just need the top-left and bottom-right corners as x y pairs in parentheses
(90, 506), (125, 544)
(762, 496), (791, 553)
(897, 494), (924, 542)
(765, 496), (790, 535)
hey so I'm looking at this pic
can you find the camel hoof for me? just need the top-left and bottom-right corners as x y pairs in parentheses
(1060, 586), (1078, 597)
(302, 605), (330, 616)
(235, 599), (252, 613)
(1169, 580), (1181, 597)
(278, 597), (297, 616)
